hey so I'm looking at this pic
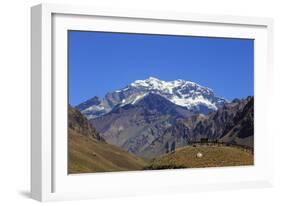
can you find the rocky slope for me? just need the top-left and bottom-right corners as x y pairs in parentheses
(141, 97), (253, 159)
(91, 93), (193, 156)
(92, 96), (254, 159)
(68, 105), (103, 141)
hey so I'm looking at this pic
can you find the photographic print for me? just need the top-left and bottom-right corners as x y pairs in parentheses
(68, 31), (254, 174)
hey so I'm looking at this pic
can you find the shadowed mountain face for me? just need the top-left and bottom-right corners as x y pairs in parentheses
(91, 93), (194, 156)
(92, 96), (254, 159)
(218, 97), (254, 146)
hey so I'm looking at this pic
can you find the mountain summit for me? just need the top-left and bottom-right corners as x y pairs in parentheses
(76, 77), (227, 119)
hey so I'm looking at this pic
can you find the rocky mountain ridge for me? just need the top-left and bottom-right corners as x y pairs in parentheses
(76, 77), (227, 119)
(141, 96), (253, 159)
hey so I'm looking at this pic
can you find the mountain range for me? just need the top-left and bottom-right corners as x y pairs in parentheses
(74, 77), (254, 160)
(139, 96), (253, 159)
(76, 77), (227, 120)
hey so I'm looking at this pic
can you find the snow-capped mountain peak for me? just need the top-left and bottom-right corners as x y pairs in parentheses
(76, 77), (227, 119)
(130, 77), (165, 90)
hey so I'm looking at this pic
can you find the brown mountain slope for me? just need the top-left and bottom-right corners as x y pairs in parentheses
(69, 129), (147, 173)
(68, 106), (147, 173)
(69, 105), (103, 141)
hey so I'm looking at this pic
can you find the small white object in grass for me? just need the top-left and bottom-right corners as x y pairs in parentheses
(196, 152), (203, 158)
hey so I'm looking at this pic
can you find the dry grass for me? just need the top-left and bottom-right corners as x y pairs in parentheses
(69, 129), (147, 174)
(148, 145), (254, 169)
(69, 129), (254, 173)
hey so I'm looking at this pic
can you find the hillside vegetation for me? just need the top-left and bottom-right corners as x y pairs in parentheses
(69, 129), (147, 173)
(146, 145), (254, 170)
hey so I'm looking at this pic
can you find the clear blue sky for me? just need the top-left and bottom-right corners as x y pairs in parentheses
(68, 31), (254, 106)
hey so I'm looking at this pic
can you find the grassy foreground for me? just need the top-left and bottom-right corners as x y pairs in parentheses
(146, 145), (254, 170)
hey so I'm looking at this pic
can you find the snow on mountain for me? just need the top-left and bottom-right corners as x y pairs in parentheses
(76, 77), (227, 119)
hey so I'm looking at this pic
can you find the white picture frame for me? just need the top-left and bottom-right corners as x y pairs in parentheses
(31, 3), (274, 202)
